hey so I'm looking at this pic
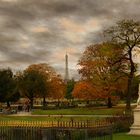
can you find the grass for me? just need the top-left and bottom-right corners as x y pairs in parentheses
(31, 106), (125, 115)
(113, 133), (140, 140)
(0, 105), (127, 121)
(0, 107), (127, 121)
(0, 104), (136, 121)
(0, 115), (101, 121)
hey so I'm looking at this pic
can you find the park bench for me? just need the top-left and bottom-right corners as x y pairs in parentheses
(46, 104), (56, 109)
(47, 104), (56, 107)
(78, 103), (87, 107)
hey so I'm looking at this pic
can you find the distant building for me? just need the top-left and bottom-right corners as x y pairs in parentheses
(64, 53), (69, 83)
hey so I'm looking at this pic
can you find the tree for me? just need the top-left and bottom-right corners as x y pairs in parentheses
(17, 68), (45, 108)
(0, 68), (20, 107)
(27, 63), (55, 107)
(104, 19), (140, 110)
(27, 63), (64, 106)
(65, 79), (75, 100)
(78, 42), (127, 107)
(18, 63), (64, 108)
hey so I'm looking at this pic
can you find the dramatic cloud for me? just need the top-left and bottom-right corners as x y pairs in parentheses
(0, 0), (139, 79)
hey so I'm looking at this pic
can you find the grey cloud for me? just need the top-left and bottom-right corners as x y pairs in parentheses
(0, 46), (47, 63)
(0, 0), (126, 24)
(3, 19), (26, 32)
(84, 31), (105, 45)
(0, 0), (139, 78)
(0, 0), (139, 22)
(0, 4), (34, 20)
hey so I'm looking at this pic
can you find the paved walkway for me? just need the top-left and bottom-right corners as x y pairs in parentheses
(11, 111), (32, 116)
(10, 111), (114, 117)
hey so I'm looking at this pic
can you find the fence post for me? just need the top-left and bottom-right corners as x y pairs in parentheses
(84, 129), (88, 140)
(72, 119), (73, 127)
(87, 120), (89, 128)
(109, 125), (113, 140)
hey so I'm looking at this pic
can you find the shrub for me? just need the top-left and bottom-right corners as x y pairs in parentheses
(106, 115), (134, 133)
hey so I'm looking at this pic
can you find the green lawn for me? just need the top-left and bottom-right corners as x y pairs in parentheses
(0, 115), (101, 121)
(0, 106), (127, 121)
(90, 133), (140, 140)
(0, 104), (136, 122)
(113, 133), (140, 140)
(32, 106), (125, 115)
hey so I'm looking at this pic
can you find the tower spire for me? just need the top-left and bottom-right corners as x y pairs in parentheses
(65, 53), (69, 83)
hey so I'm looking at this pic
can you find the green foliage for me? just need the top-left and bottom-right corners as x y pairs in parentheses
(118, 75), (140, 100)
(0, 68), (19, 106)
(130, 75), (140, 100)
(18, 69), (46, 108)
(65, 79), (75, 99)
(107, 115), (133, 133)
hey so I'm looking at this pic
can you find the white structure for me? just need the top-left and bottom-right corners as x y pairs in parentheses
(137, 84), (140, 107)
(129, 84), (140, 135)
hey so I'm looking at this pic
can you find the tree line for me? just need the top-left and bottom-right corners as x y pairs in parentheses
(0, 63), (65, 108)
(0, 19), (140, 111)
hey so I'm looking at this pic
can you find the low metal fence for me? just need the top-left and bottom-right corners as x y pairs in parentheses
(0, 119), (111, 128)
(0, 120), (112, 140)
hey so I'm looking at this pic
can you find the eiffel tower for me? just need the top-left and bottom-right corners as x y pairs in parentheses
(64, 53), (69, 83)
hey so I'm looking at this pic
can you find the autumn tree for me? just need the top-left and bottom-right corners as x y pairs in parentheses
(72, 80), (101, 100)
(0, 68), (20, 107)
(48, 74), (65, 106)
(104, 19), (140, 110)
(78, 42), (127, 107)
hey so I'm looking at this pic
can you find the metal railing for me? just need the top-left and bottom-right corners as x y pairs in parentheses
(0, 120), (112, 140)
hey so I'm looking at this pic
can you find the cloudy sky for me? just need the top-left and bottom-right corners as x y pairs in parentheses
(0, 0), (139, 79)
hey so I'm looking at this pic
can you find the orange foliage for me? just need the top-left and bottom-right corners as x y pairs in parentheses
(72, 80), (105, 99)
(27, 63), (55, 79)
(48, 75), (65, 99)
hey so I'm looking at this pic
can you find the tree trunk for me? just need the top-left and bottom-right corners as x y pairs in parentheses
(125, 74), (133, 111)
(30, 98), (33, 109)
(86, 100), (89, 104)
(7, 101), (10, 108)
(57, 99), (60, 107)
(43, 96), (46, 107)
(107, 97), (112, 108)
(125, 50), (135, 111)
